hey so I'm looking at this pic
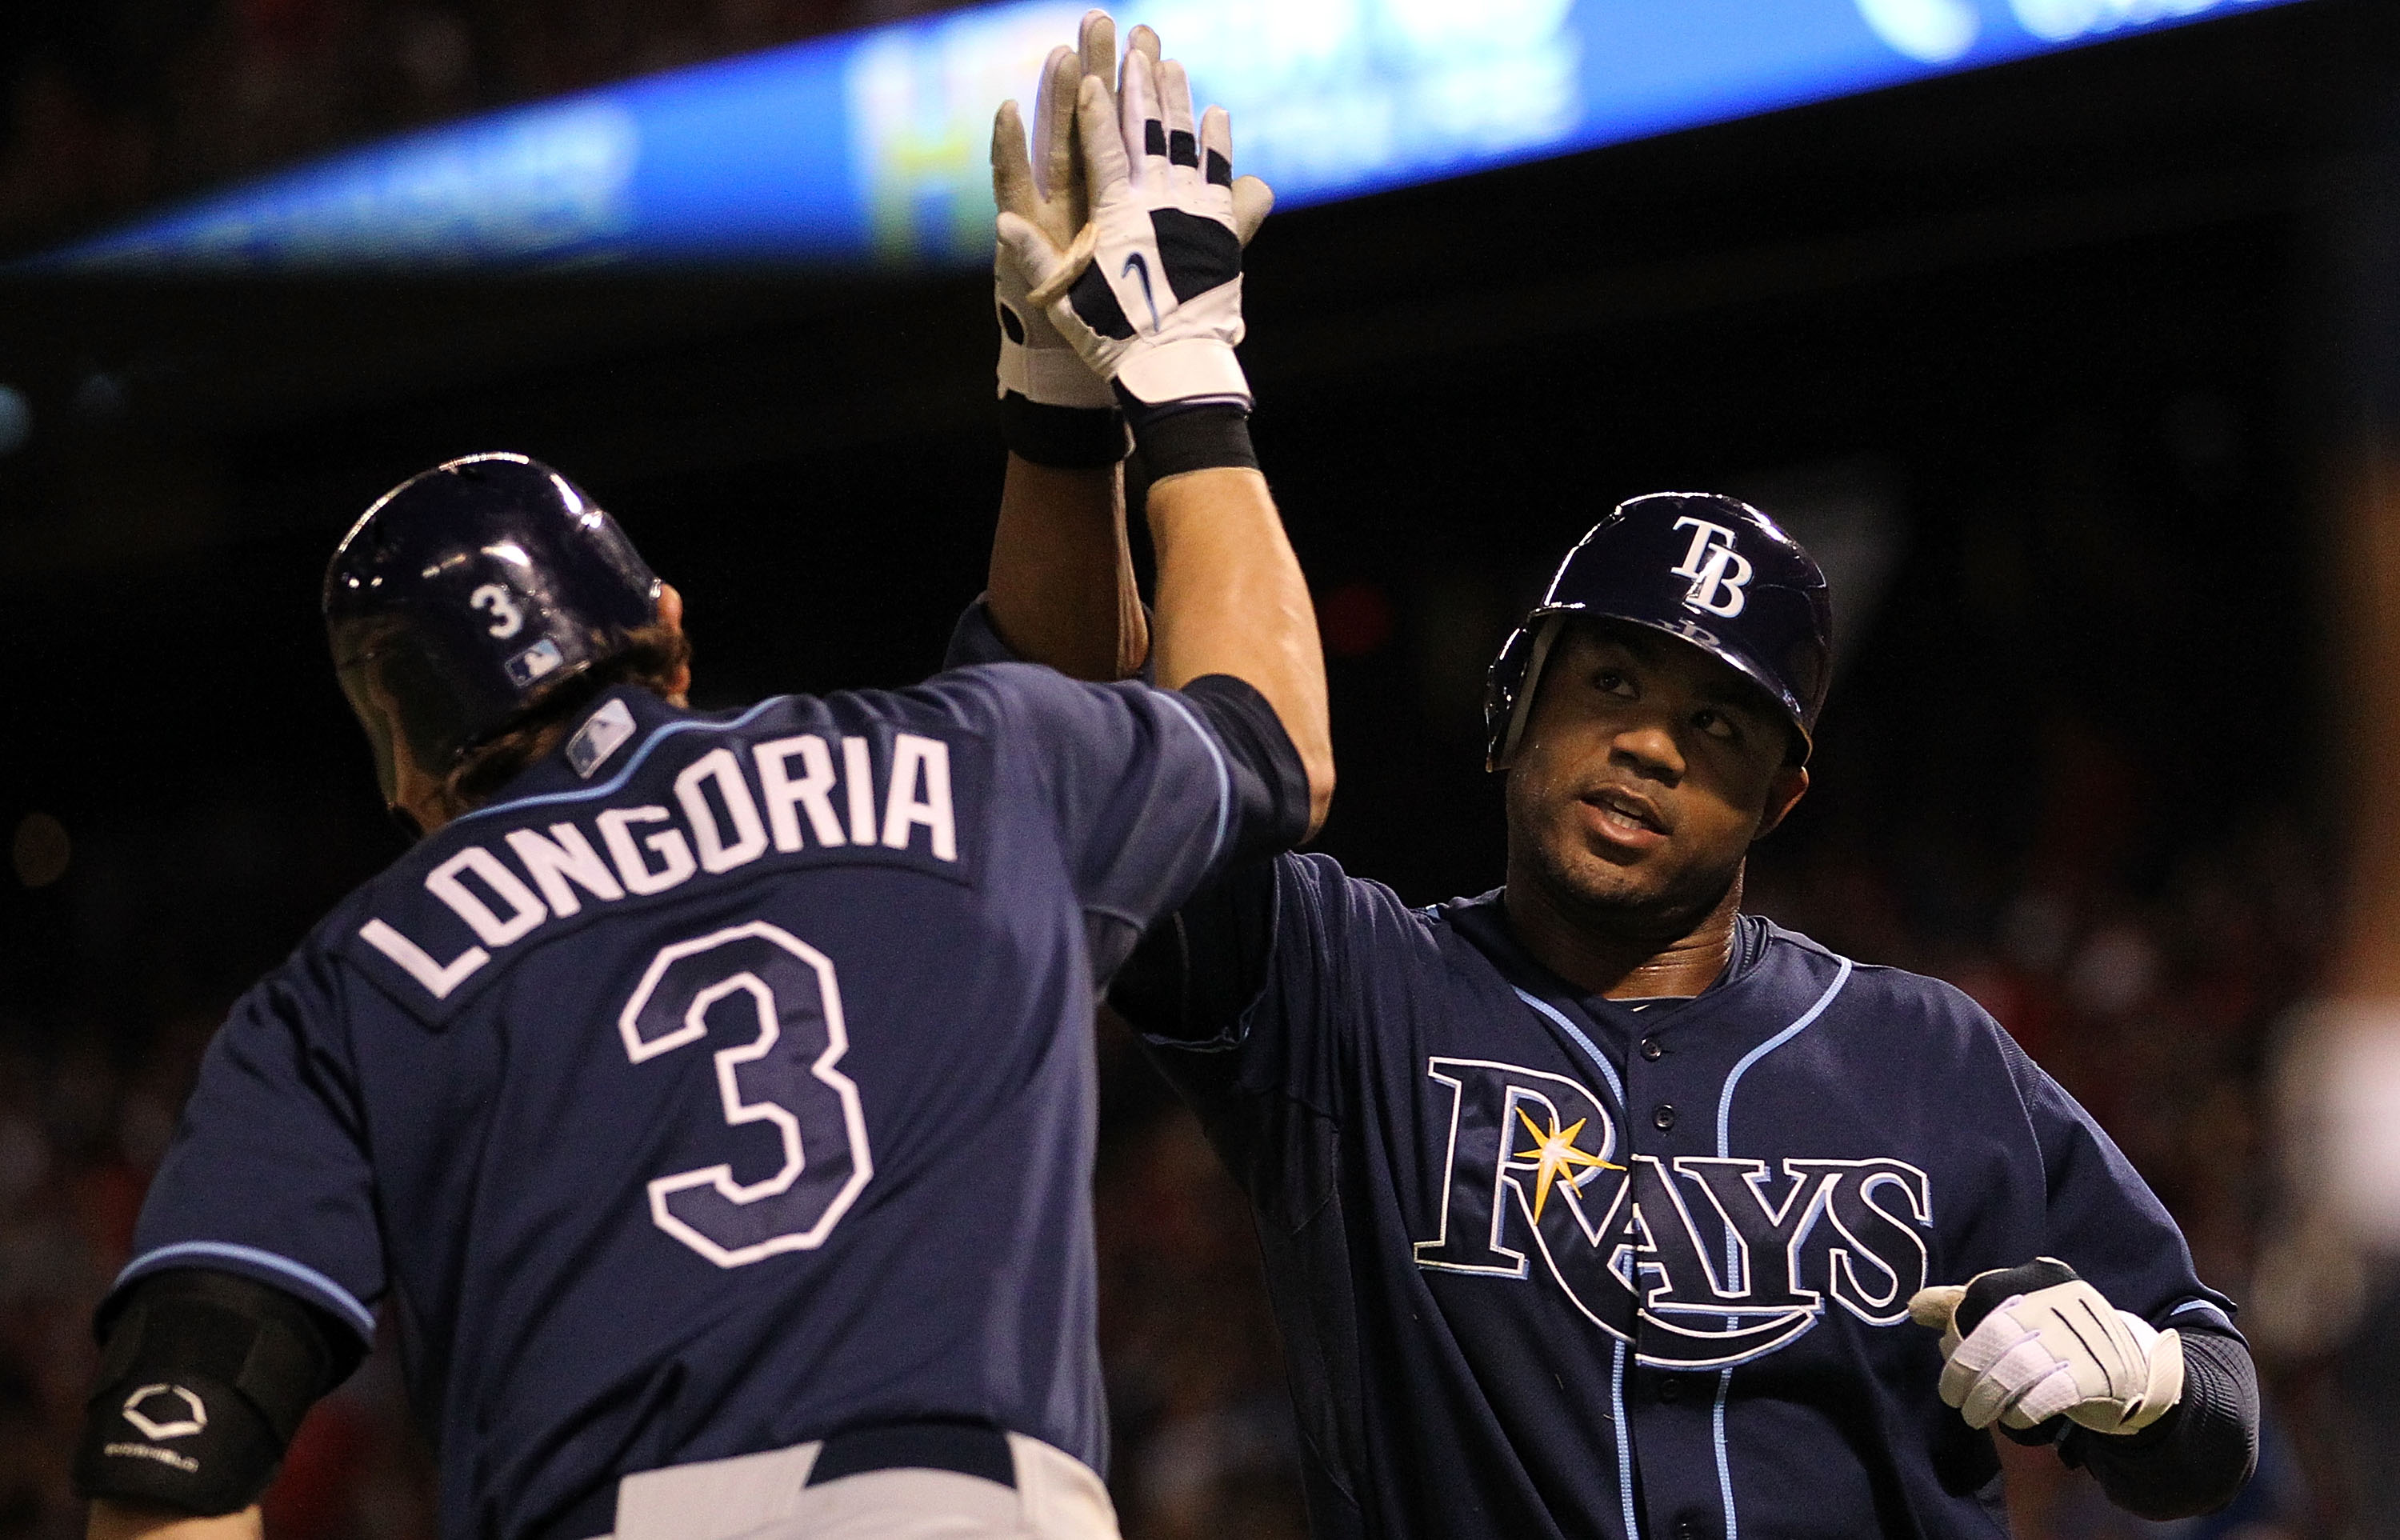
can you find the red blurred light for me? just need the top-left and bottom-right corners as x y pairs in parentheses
(1320, 582), (1394, 659)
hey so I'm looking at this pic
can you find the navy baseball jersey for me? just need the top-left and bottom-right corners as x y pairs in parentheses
(113, 664), (1300, 1540)
(1113, 856), (2237, 1540)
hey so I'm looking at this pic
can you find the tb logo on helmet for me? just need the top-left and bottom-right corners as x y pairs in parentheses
(1671, 516), (1754, 618)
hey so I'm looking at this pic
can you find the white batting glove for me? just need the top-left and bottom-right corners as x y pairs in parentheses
(998, 46), (1273, 414)
(990, 11), (1120, 411)
(1909, 1258), (2185, 1436)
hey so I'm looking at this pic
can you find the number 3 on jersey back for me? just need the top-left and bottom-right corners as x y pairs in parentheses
(618, 922), (874, 1266)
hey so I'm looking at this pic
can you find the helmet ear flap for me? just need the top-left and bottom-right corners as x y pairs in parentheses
(334, 642), (478, 812)
(1484, 615), (1565, 771)
(334, 660), (403, 809)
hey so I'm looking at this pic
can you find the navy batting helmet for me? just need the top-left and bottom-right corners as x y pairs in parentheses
(1484, 492), (1832, 770)
(325, 453), (661, 807)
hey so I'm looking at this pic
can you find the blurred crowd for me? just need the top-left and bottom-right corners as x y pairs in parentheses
(1747, 762), (2324, 1538)
(0, 0), (980, 258)
(0, 719), (2339, 1540)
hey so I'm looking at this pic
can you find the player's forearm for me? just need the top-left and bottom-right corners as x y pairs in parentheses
(987, 454), (1148, 682)
(87, 1502), (262, 1540)
(2068, 1328), (2258, 1518)
(1145, 466), (1332, 834)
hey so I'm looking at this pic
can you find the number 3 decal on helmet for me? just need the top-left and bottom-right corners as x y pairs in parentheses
(469, 583), (526, 639)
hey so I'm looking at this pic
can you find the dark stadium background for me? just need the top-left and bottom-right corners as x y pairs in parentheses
(7, 1), (2398, 1534)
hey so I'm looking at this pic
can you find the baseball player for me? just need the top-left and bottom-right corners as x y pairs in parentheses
(73, 50), (1319, 1539)
(975, 33), (2261, 1518)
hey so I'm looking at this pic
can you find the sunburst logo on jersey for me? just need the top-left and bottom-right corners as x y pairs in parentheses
(1512, 1106), (1622, 1220)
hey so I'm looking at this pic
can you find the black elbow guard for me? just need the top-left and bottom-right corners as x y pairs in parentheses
(2065, 1326), (2260, 1519)
(73, 1269), (364, 1515)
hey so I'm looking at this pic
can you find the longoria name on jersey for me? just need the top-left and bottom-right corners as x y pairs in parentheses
(1414, 1057), (1932, 1370)
(361, 729), (962, 999)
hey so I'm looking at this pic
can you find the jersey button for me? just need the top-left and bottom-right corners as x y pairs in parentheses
(1657, 1375), (1681, 1403)
(1640, 1037), (1663, 1061)
(1672, 1519), (1704, 1540)
(1652, 1102), (1677, 1130)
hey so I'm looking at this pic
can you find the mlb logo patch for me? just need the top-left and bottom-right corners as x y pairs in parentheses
(506, 639), (565, 686)
(566, 698), (637, 778)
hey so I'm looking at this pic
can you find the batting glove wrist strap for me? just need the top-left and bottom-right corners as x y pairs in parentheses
(995, 314), (1120, 410)
(1000, 392), (1127, 469)
(1114, 334), (1250, 411)
(1130, 402), (1256, 480)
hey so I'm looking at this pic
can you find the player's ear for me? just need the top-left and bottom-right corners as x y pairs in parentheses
(1754, 764), (1808, 841)
(656, 582), (694, 705)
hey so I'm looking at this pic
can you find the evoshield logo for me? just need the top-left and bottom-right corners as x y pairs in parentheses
(1670, 516), (1754, 618)
(121, 1384), (206, 1440)
(1414, 1058), (1932, 1368)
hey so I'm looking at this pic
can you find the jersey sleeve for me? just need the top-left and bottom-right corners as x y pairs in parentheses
(1990, 1030), (2258, 1513)
(1110, 851), (1367, 1120)
(962, 662), (1308, 973)
(1998, 1029), (2239, 1336)
(943, 594), (1022, 670)
(108, 941), (384, 1346)
(945, 593), (1159, 682)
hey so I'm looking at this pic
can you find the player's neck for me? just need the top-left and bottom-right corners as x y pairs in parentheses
(1502, 866), (1742, 1001)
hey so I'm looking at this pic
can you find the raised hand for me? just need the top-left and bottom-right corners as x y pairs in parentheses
(990, 10), (1121, 412)
(999, 43), (1274, 418)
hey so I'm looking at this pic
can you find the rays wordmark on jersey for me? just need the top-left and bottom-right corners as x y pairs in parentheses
(1413, 1058), (1932, 1369)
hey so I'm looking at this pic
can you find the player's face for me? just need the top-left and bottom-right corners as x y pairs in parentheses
(1504, 622), (1807, 933)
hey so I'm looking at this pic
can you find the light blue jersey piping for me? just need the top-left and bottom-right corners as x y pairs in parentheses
(451, 696), (788, 826)
(1150, 690), (1232, 868)
(1513, 986), (1635, 1530)
(1714, 958), (1853, 1157)
(453, 688), (1236, 873)
(1706, 955), (1854, 1540)
(2169, 1298), (2235, 1331)
(1611, 1340), (1640, 1539)
(117, 1240), (377, 1336)
(1510, 987), (1628, 1106)
(1512, 954), (1858, 1540)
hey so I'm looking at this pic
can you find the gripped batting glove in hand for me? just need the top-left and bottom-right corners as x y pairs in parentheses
(991, 11), (1118, 414)
(998, 48), (1273, 419)
(1908, 1258), (2185, 1437)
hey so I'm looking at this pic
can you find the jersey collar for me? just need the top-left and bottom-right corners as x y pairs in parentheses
(454, 684), (692, 823)
(1441, 887), (1772, 1034)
